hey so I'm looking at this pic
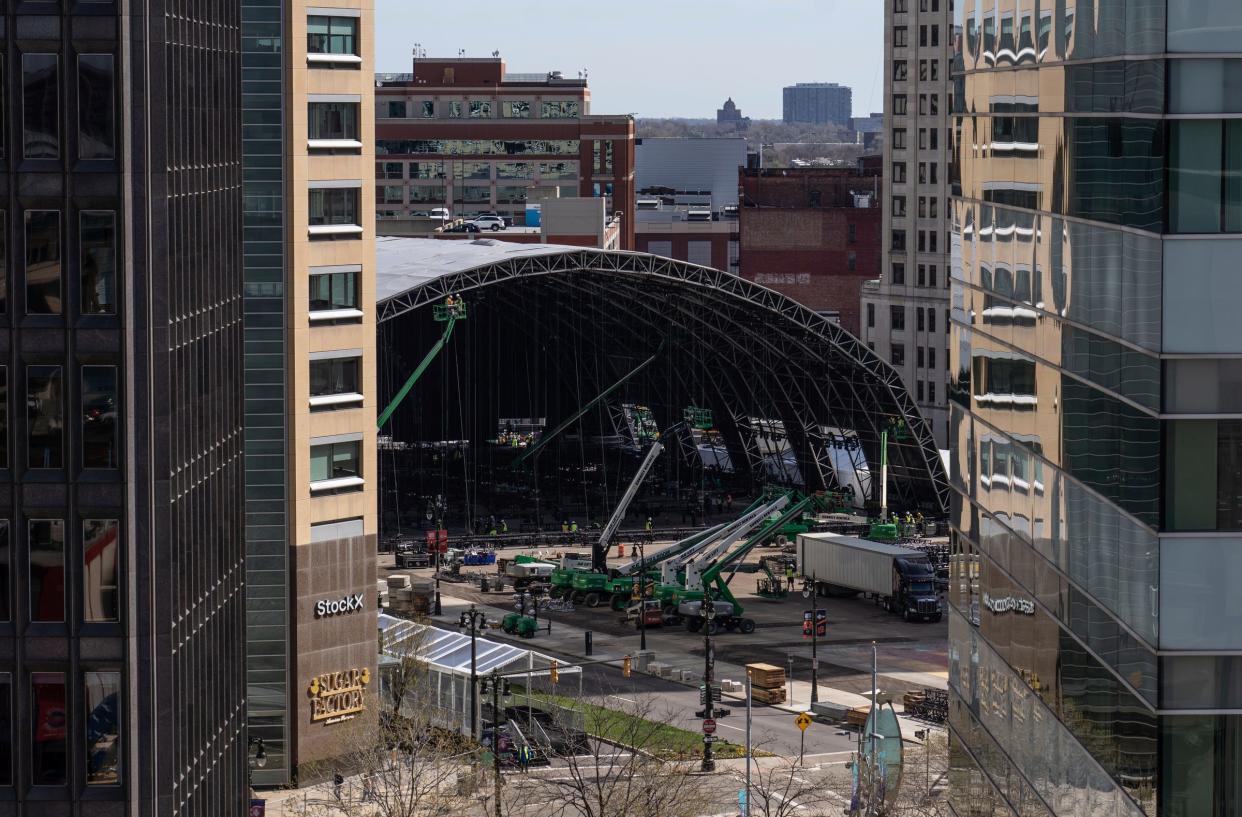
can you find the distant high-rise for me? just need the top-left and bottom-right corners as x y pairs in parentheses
(861, 0), (952, 449)
(0, 2), (246, 814)
(948, 3), (1242, 816)
(782, 82), (852, 126)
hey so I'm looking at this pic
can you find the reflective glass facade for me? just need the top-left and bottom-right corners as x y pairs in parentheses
(950, 3), (1242, 816)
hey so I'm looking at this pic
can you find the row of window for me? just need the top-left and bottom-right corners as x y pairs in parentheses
(873, 303), (943, 334)
(891, 228), (950, 255)
(892, 126), (940, 152)
(377, 139), (580, 157)
(0, 670), (120, 789)
(892, 0), (941, 13)
(0, 518), (119, 625)
(889, 262), (942, 289)
(0, 365), (118, 471)
(891, 194), (941, 219)
(375, 160), (579, 181)
(378, 98), (582, 120)
(893, 58), (943, 83)
(6, 53), (115, 162)
(892, 160), (941, 186)
(893, 24), (942, 49)
(0, 209), (117, 317)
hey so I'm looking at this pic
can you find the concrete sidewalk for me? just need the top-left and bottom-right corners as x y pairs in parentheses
(430, 593), (940, 738)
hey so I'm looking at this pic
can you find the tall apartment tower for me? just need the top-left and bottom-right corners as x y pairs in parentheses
(781, 82), (853, 127)
(862, 0), (952, 449)
(0, 1), (246, 815)
(948, 3), (1242, 815)
(243, 0), (378, 787)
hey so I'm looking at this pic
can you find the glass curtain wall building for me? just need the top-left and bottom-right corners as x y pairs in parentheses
(948, 2), (1242, 815)
(0, 0), (245, 814)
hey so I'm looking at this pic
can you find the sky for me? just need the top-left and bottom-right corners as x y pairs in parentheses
(374, 0), (884, 120)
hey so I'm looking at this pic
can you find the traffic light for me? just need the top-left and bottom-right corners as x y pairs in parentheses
(549, 660), (559, 684)
(623, 655), (632, 677)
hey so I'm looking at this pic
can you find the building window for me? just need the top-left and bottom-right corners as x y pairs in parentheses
(381, 185), (403, 204)
(894, 26), (908, 48)
(1169, 119), (1242, 233)
(78, 55), (114, 160)
(503, 100), (531, 118)
(891, 306), (906, 331)
(307, 15), (358, 57)
(893, 61), (907, 82)
(931, 24), (940, 47)
(310, 267), (360, 317)
(893, 162), (906, 183)
(0, 370), (7, 469)
(27, 366), (63, 469)
(917, 380), (924, 401)
(308, 187), (361, 236)
(892, 196), (906, 217)
(892, 262), (906, 285)
(83, 519), (119, 623)
(309, 101), (359, 141)
(848, 251), (857, 271)
(917, 346), (925, 368)
(917, 264), (926, 287)
(31, 672), (66, 785)
(928, 346), (937, 369)
(29, 520), (65, 622)
(23, 54), (59, 159)
(894, 0), (907, 11)
(383, 100), (404, 118)
(84, 671), (120, 785)
(929, 265), (938, 287)
(928, 309), (937, 333)
(920, 25), (928, 47)
(309, 355), (362, 409)
(82, 366), (118, 469)
(917, 307), (925, 332)
(377, 161), (402, 180)
(468, 100), (492, 118)
(848, 223), (857, 244)
(892, 94), (907, 116)
(928, 381), (936, 403)
(25, 210), (61, 315)
(893, 128), (907, 150)
(542, 100), (579, 119)
(891, 230), (906, 251)
(80, 211), (115, 315)
(0, 673), (9, 784)
(867, 303), (875, 328)
(0, 523), (8, 622)
(919, 60), (928, 81)
(892, 344), (905, 366)
(310, 439), (362, 490)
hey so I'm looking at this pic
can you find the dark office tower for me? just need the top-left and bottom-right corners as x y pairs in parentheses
(949, 2), (1242, 816)
(0, 1), (245, 816)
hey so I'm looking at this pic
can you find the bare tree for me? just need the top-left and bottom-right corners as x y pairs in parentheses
(732, 756), (850, 817)
(510, 693), (713, 817)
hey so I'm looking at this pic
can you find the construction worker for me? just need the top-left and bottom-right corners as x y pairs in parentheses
(500, 518), (508, 534)
(645, 516), (653, 533)
(519, 744), (531, 772)
(445, 294), (456, 308)
(570, 520), (578, 534)
(561, 519), (569, 534)
(786, 565), (796, 591)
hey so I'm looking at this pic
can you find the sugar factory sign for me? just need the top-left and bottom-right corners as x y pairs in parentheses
(308, 668), (370, 724)
(315, 592), (364, 618)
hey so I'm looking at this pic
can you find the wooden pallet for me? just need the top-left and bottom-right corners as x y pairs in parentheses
(746, 663), (786, 690)
(750, 685), (787, 704)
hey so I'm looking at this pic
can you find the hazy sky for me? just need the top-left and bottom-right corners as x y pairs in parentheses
(374, 0), (883, 120)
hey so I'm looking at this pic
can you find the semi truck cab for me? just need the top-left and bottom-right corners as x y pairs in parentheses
(892, 557), (942, 622)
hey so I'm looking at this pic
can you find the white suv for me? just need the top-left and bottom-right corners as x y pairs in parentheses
(470, 215), (507, 232)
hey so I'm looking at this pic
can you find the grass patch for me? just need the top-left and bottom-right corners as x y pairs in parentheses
(526, 691), (757, 761)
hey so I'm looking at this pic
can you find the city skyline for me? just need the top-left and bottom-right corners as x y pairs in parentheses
(374, 0), (884, 120)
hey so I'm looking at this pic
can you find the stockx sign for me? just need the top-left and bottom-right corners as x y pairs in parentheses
(316, 593), (365, 618)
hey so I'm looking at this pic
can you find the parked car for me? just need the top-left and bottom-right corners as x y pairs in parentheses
(470, 215), (507, 232)
(444, 222), (480, 233)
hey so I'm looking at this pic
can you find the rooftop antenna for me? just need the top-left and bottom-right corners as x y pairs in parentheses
(458, 48), (466, 57)
(492, 50), (500, 58)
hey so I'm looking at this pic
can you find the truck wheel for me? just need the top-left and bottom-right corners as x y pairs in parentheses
(611, 595), (628, 611)
(584, 592), (601, 608)
(739, 619), (756, 634)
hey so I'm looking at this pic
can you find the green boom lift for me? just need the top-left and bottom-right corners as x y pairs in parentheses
(376, 298), (467, 430)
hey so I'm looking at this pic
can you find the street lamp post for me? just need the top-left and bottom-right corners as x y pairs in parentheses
(459, 604), (488, 740)
(802, 574), (819, 704)
(434, 515), (443, 616)
(701, 594), (716, 773)
(638, 542), (647, 652)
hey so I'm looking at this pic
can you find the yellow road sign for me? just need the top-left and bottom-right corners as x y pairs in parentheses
(795, 712), (812, 732)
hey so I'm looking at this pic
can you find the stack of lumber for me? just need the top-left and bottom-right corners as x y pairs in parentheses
(845, 706), (871, 727)
(746, 663), (787, 704)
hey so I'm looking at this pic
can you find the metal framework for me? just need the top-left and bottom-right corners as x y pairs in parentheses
(377, 247), (949, 512)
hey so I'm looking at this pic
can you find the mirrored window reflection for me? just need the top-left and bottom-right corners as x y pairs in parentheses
(1161, 716), (1242, 816)
(27, 366), (63, 469)
(308, 102), (358, 141)
(0, 210), (6, 314)
(22, 54), (58, 159)
(309, 269), (357, 312)
(308, 188), (359, 226)
(80, 212), (115, 315)
(83, 519), (118, 623)
(29, 520), (64, 623)
(82, 365), (118, 469)
(30, 672), (66, 785)
(0, 674), (9, 785)
(84, 670), (121, 785)
(78, 55), (114, 159)
(25, 210), (61, 315)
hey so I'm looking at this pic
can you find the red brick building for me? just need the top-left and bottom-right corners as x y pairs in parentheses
(738, 158), (882, 334)
(374, 58), (636, 249)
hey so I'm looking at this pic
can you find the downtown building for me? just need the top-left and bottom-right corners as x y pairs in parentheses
(782, 82), (853, 127)
(242, 0), (379, 788)
(948, 2), (1242, 816)
(862, 0), (953, 450)
(374, 58), (636, 249)
(0, 1), (247, 815)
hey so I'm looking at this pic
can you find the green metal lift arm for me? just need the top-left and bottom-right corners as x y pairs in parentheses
(376, 314), (458, 430)
(704, 493), (816, 616)
(511, 341), (666, 468)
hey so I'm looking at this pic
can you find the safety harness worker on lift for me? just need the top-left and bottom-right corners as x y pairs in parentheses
(645, 517), (653, 532)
